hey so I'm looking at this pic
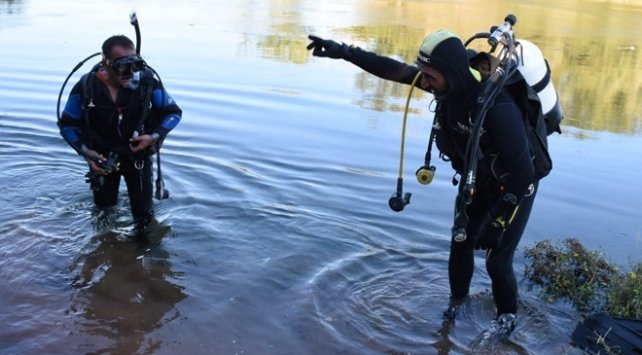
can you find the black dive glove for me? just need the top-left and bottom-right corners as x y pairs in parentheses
(307, 35), (353, 59)
(476, 215), (507, 250)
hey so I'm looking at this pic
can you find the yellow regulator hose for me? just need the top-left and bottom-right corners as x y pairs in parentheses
(397, 71), (423, 179)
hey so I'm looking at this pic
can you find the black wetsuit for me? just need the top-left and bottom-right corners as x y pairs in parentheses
(344, 47), (544, 316)
(58, 66), (181, 225)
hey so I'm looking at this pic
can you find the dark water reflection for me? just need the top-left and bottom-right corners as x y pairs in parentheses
(0, 0), (640, 354)
(66, 219), (184, 354)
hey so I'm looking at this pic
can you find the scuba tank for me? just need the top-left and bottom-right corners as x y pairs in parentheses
(447, 14), (559, 241)
(515, 39), (563, 134)
(388, 14), (562, 215)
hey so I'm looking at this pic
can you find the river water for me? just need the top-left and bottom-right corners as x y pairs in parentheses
(1, 0), (641, 354)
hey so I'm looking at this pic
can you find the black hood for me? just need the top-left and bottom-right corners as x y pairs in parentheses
(416, 29), (480, 100)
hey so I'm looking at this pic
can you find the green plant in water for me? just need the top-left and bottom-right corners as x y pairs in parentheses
(607, 262), (642, 319)
(523, 238), (642, 318)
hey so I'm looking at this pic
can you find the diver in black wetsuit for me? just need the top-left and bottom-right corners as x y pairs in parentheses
(58, 35), (181, 235)
(307, 29), (549, 336)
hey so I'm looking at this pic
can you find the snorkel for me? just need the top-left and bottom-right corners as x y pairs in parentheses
(130, 11), (141, 55)
(57, 12), (143, 121)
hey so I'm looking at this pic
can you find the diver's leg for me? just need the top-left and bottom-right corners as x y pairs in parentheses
(92, 172), (120, 207)
(123, 157), (154, 231)
(446, 200), (486, 318)
(485, 182), (538, 334)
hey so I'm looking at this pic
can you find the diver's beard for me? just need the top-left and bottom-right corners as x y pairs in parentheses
(431, 88), (449, 100)
(118, 76), (133, 88)
(423, 85), (445, 99)
(427, 81), (450, 99)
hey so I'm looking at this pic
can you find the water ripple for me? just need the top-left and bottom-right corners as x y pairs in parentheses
(0, 2), (617, 352)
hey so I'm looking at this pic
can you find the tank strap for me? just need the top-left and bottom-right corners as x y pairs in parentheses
(531, 59), (551, 93)
(137, 79), (154, 134)
(81, 71), (97, 150)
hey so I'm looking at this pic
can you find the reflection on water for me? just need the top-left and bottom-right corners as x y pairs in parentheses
(0, 0), (641, 354)
(562, 39), (641, 133)
(69, 220), (185, 354)
(0, 0), (23, 11)
(0, 0), (25, 29)
(253, 0), (642, 134)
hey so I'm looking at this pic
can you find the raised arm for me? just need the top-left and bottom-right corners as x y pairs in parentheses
(307, 35), (422, 87)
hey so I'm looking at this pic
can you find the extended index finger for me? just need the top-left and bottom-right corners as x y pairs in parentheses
(306, 34), (322, 50)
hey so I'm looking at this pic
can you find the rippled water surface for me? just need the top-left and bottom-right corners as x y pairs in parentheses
(1, 0), (641, 354)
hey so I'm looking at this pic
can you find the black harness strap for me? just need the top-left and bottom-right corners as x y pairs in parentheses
(81, 67), (100, 151)
(136, 71), (168, 200)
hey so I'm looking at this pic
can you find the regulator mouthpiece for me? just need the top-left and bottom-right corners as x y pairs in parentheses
(389, 178), (411, 212)
(389, 191), (411, 212)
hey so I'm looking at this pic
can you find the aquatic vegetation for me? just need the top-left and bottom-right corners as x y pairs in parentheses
(607, 262), (642, 319)
(523, 238), (642, 319)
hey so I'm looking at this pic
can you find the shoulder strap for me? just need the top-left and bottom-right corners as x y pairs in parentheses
(80, 68), (100, 149)
(136, 69), (155, 134)
(469, 52), (500, 82)
(81, 63), (102, 109)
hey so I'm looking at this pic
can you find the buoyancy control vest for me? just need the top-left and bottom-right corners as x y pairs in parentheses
(467, 49), (553, 180)
(447, 14), (562, 242)
(80, 65), (158, 159)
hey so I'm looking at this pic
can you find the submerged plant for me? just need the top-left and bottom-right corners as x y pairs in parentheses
(522, 238), (638, 316)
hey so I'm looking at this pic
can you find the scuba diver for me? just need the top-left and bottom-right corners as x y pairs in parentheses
(307, 19), (559, 337)
(57, 34), (181, 236)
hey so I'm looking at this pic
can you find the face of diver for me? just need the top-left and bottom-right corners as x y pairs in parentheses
(104, 45), (138, 87)
(420, 66), (448, 97)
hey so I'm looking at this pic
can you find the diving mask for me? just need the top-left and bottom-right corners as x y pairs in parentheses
(107, 55), (146, 77)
